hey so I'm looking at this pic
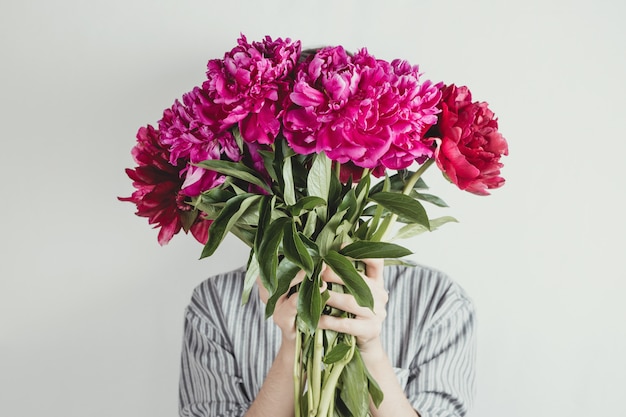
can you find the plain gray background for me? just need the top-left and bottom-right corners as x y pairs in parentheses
(1, 0), (624, 416)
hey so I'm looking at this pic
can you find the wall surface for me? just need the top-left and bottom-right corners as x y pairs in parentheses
(1, 1), (624, 416)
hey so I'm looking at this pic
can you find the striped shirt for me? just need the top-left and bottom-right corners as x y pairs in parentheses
(179, 264), (476, 417)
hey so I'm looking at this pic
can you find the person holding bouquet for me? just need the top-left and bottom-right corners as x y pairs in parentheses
(120, 35), (507, 417)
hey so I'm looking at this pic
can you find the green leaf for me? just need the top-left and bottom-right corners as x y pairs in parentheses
(241, 252), (259, 305)
(333, 220), (354, 246)
(412, 191), (449, 207)
(179, 209), (198, 232)
(257, 217), (290, 294)
(226, 180), (247, 196)
(323, 342), (352, 364)
(283, 220), (314, 276)
(236, 202), (261, 225)
(370, 171), (428, 194)
(338, 188), (358, 225)
(302, 210), (318, 239)
(272, 139), (286, 190)
(355, 218), (371, 240)
(288, 196), (326, 216)
(232, 126), (244, 153)
(315, 208), (348, 256)
(354, 172), (370, 196)
(339, 352), (369, 417)
(308, 152), (332, 200)
(323, 329), (339, 355)
(357, 348), (384, 408)
(369, 192), (430, 229)
(281, 137), (296, 158)
(229, 224), (255, 248)
(282, 155), (296, 206)
(392, 216), (458, 241)
(414, 177), (428, 190)
(298, 234), (321, 260)
(323, 251), (373, 310)
(297, 272), (323, 332)
(353, 174), (371, 217)
(339, 241), (412, 259)
(362, 175), (387, 240)
(265, 258), (300, 318)
(333, 397), (352, 417)
(201, 194), (261, 258)
(430, 216), (459, 229)
(258, 149), (277, 182)
(197, 188), (236, 204)
(327, 167), (343, 211)
(254, 196), (273, 255)
(392, 223), (429, 240)
(361, 205), (378, 217)
(192, 189), (233, 219)
(195, 160), (270, 193)
(291, 153), (310, 190)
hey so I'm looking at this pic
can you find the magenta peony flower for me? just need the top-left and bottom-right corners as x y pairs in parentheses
(376, 60), (441, 172)
(118, 125), (212, 245)
(158, 88), (242, 197)
(283, 47), (440, 174)
(199, 35), (301, 144)
(284, 46), (379, 165)
(428, 84), (508, 195)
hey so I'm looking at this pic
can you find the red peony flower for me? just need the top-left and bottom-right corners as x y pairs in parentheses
(199, 35), (301, 144)
(428, 84), (508, 195)
(283, 47), (440, 175)
(337, 161), (366, 184)
(119, 125), (211, 245)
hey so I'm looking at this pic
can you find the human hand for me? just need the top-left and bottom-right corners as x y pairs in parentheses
(317, 258), (388, 355)
(256, 271), (306, 345)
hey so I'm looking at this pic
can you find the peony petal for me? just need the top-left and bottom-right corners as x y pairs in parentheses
(440, 140), (481, 180)
(290, 82), (326, 107)
(157, 217), (181, 246)
(190, 219), (211, 244)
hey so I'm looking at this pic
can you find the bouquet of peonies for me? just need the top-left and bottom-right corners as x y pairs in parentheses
(120, 35), (507, 417)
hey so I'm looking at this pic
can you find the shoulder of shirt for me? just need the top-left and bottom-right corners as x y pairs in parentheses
(384, 262), (475, 329)
(192, 266), (247, 294)
(184, 266), (248, 321)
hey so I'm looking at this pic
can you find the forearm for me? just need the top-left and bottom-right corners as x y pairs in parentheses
(245, 342), (296, 417)
(361, 341), (418, 417)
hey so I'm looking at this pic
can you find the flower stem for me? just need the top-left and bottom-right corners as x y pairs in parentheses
(294, 330), (302, 417)
(402, 158), (435, 194)
(311, 329), (324, 411)
(317, 339), (356, 417)
(307, 375), (314, 416)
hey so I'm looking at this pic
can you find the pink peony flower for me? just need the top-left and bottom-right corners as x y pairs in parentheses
(118, 125), (212, 245)
(428, 84), (508, 195)
(199, 35), (301, 144)
(283, 47), (440, 174)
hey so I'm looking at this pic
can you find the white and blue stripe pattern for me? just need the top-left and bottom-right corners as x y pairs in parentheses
(179, 264), (476, 417)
